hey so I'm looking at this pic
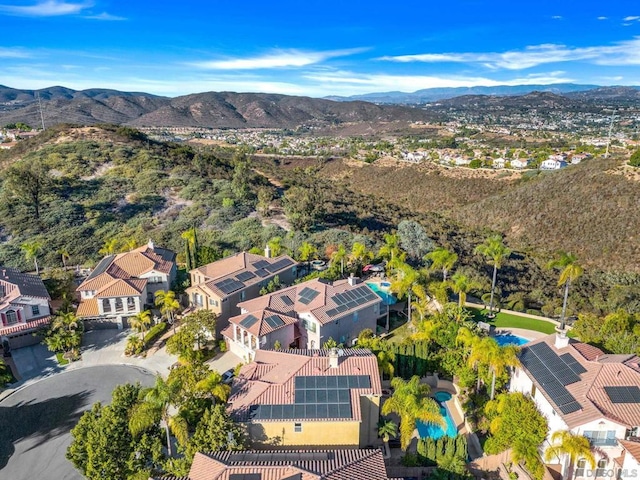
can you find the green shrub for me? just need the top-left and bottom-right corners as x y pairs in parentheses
(125, 335), (144, 356)
(143, 322), (167, 345)
(629, 149), (640, 167)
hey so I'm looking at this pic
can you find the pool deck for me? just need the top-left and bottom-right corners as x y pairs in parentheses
(493, 327), (547, 341)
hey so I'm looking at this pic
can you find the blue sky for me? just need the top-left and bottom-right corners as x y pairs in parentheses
(1, 0), (640, 97)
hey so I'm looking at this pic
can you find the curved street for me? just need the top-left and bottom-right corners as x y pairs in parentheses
(0, 365), (155, 480)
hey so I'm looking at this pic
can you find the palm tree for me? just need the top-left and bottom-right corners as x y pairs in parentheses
(544, 430), (595, 480)
(129, 310), (152, 339)
(450, 272), (479, 308)
(195, 370), (231, 403)
(390, 263), (420, 326)
(349, 242), (373, 275)
(298, 241), (317, 274)
(378, 233), (405, 274)
(129, 376), (188, 457)
(486, 343), (520, 399)
(155, 290), (180, 325)
(425, 247), (458, 282)
(547, 252), (583, 331)
(57, 248), (70, 269)
(330, 244), (348, 276)
(381, 376), (445, 451)
(378, 419), (398, 458)
(267, 236), (283, 257)
(99, 238), (119, 256)
(376, 349), (395, 381)
(21, 241), (43, 274)
(475, 235), (511, 317)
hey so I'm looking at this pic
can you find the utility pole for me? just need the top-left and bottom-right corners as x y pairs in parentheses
(604, 109), (616, 159)
(35, 91), (46, 131)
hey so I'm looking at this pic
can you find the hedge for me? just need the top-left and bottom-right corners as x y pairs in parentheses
(144, 322), (167, 345)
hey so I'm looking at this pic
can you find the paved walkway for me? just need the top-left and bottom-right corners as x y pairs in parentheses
(493, 327), (547, 341)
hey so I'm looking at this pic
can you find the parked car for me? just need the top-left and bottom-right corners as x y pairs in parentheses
(222, 369), (235, 384)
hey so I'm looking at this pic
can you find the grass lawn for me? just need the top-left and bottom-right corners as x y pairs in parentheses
(468, 307), (557, 334)
(55, 352), (69, 366)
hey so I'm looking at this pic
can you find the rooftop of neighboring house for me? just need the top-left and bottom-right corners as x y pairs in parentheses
(235, 278), (381, 327)
(619, 437), (640, 465)
(0, 267), (50, 310)
(189, 252), (297, 299)
(224, 309), (298, 339)
(151, 448), (395, 480)
(228, 349), (382, 424)
(518, 334), (640, 429)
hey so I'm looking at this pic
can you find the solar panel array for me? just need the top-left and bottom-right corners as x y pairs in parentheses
(253, 260), (270, 269)
(298, 287), (320, 305)
(215, 278), (245, 294)
(236, 271), (256, 282)
(249, 375), (371, 420)
(604, 386), (640, 404)
(560, 353), (587, 375)
(264, 314), (285, 329)
(229, 474), (261, 480)
(280, 295), (293, 306)
(240, 314), (259, 328)
(324, 285), (379, 318)
(266, 258), (294, 273)
(255, 268), (270, 278)
(520, 342), (583, 415)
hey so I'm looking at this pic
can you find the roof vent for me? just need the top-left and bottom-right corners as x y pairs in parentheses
(329, 347), (340, 368)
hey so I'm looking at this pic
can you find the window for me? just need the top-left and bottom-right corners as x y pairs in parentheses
(260, 336), (267, 346)
(209, 298), (218, 307)
(596, 459), (607, 477)
(302, 318), (316, 333)
(31, 305), (40, 316)
(531, 384), (537, 399)
(127, 297), (135, 311)
(103, 299), (111, 313)
(6, 310), (17, 325)
(576, 459), (586, 478)
(114, 298), (124, 312)
(353, 311), (358, 322)
(194, 293), (203, 307)
(294, 422), (302, 433)
(584, 430), (617, 447)
(239, 291), (246, 301)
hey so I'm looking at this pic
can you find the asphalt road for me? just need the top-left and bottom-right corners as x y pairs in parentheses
(0, 365), (155, 480)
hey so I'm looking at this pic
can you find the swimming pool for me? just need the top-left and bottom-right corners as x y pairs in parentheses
(366, 282), (397, 305)
(494, 333), (529, 346)
(417, 391), (457, 440)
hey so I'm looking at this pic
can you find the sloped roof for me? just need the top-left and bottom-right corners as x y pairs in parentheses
(519, 334), (640, 429)
(0, 267), (50, 299)
(237, 278), (380, 326)
(619, 438), (640, 464)
(0, 315), (51, 335)
(228, 349), (382, 424)
(96, 278), (147, 298)
(226, 310), (298, 337)
(183, 449), (391, 480)
(76, 298), (99, 317)
(191, 253), (297, 299)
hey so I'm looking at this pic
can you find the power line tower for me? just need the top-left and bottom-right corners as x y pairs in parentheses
(35, 91), (46, 130)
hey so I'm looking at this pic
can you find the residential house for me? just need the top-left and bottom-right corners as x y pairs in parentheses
(511, 158), (531, 169)
(76, 241), (176, 327)
(492, 157), (506, 169)
(222, 277), (382, 360)
(186, 251), (297, 338)
(619, 438), (640, 479)
(510, 333), (640, 479)
(152, 448), (397, 480)
(540, 159), (568, 170)
(454, 156), (472, 166)
(228, 348), (383, 448)
(0, 267), (51, 348)
(571, 154), (589, 165)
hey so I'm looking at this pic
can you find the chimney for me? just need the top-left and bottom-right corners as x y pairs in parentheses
(555, 329), (570, 349)
(329, 347), (340, 368)
(348, 275), (359, 286)
(264, 244), (272, 258)
(147, 239), (154, 250)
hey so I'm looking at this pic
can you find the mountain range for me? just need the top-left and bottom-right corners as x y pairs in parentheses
(1, 84), (639, 129)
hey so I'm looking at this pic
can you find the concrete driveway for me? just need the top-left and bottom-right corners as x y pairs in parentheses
(205, 350), (243, 374)
(0, 365), (155, 480)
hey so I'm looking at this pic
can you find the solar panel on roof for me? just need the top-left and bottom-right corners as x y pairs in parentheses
(255, 268), (270, 278)
(230, 473), (262, 480)
(240, 314), (258, 328)
(236, 271), (256, 282)
(266, 258), (294, 273)
(604, 386), (640, 404)
(264, 314), (285, 329)
(281, 295), (293, 306)
(559, 401), (582, 414)
(560, 354), (587, 375)
(253, 260), (270, 269)
(325, 308), (337, 317)
(215, 278), (245, 294)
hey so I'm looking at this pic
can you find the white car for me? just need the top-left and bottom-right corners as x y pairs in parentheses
(222, 369), (235, 384)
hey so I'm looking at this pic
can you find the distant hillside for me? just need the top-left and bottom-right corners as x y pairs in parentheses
(0, 85), (436, 129)
(326, 83), (640, 104)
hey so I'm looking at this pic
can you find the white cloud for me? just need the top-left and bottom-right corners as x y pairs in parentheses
(0, 47), (31, 58)
(188, 48), (366, 70)
(551, 15), (563, 20)
(623, 16), (640, 21)
(0, 0), (92, 16)
(379, 38), (640, 70)
(84, 12), (125, 21)
(597, 16), (608, 20)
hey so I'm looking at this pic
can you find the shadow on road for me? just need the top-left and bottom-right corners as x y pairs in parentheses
(0, 390), (91, 470)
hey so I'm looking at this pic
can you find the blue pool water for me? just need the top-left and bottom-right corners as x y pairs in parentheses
(417, 391), (457, 440)
(366, 282), (397, 305)
(494, 334), (529, 346)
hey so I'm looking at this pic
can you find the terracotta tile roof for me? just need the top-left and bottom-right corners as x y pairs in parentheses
(76, 298), (99, 317)
(96, 278), (147, 298)
(226, 310), (298, 337)
(0, 267), (50, 299)
(519, 335), (640, 429)
(190, 252), (297, 299)
(76, 272), (115, 292)
(237, 278), (380, 326)
(228, 349), (382, 423)
(185, 449), (391, 480)
(0, 315), (51, 336)
(619, 438), (640, 464)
